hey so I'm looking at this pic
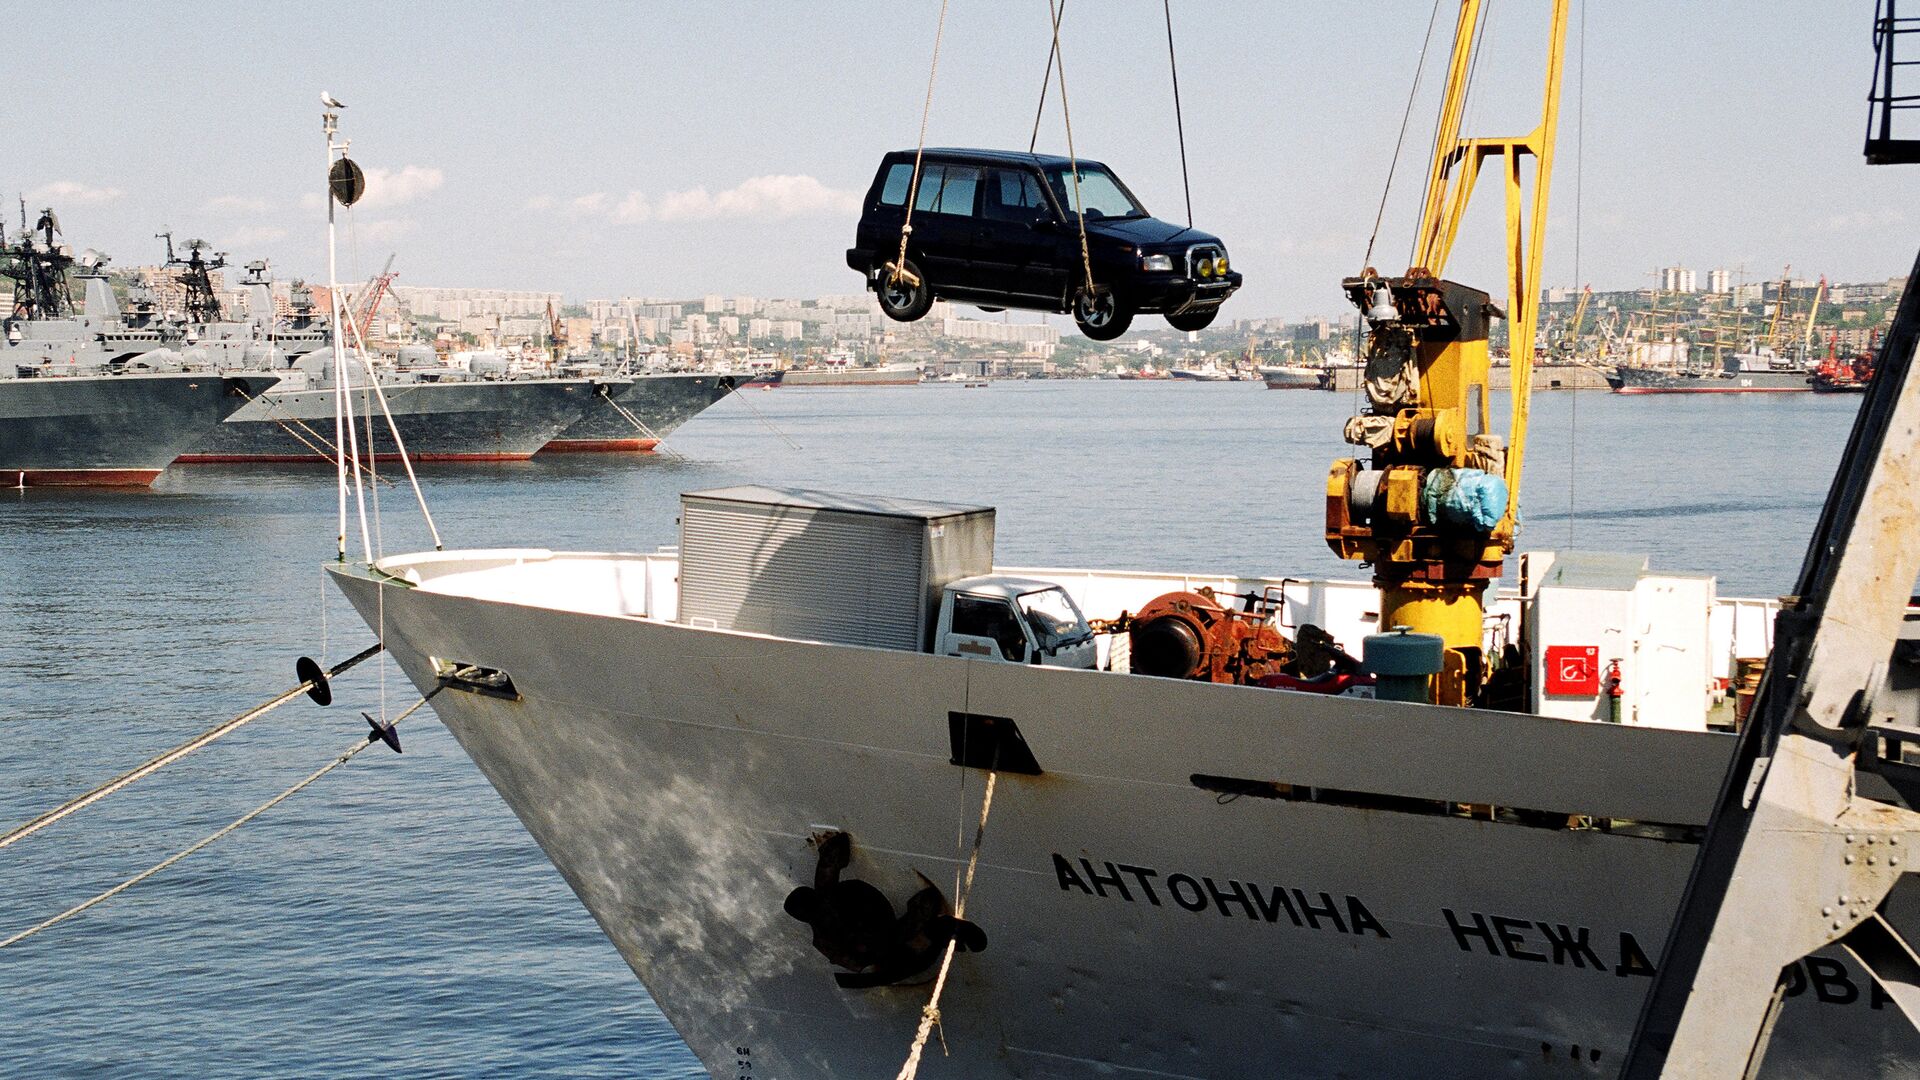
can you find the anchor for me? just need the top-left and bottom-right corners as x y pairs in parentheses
(783, 831), (986, 989)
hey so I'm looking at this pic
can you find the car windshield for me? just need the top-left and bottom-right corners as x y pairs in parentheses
(1016, 587), (1090, 650)
(1045, 165), (1145, 220)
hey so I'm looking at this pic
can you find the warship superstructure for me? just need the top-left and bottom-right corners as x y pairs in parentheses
(0, 209), (273, 485)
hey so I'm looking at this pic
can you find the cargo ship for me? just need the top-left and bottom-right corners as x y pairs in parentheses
(1607, 354), (1812, 394)
(0, 209), (277, 485)
(776, 361), (921, 387)
(542, 371), (739, 453)
(323, 9), (1920, 1077)
(1258, 363), (1325, 389)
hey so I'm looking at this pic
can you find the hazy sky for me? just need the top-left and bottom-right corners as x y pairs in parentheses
(7, 2), (1913, 318)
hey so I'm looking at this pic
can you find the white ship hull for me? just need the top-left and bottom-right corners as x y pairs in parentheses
(327, 551), (1918, 1078)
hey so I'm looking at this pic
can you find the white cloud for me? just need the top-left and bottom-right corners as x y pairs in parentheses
(203, 194), (275, 215)
(653, 174), (857, 222)
(611, 191), (651, 224)
(350, 218), (418, 243)
(524, 174), (856, 226)
(25, 180), (124, 206)
(1822, 209), (1907, 233)
(357, 165), (444, 210)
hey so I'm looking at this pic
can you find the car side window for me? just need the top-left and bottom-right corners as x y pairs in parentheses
(951, 595), (1027, 661)
(915, 164), (979, 217)
(983, 168), (1051, 223)
(877, 163), (914, 206)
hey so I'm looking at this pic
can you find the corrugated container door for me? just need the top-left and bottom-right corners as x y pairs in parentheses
(679, 500), (929, 650)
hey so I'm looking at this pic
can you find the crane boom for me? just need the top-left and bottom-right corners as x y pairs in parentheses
(1323, 0), (1567, 707)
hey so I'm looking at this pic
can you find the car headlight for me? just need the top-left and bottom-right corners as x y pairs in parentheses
(1196, 259), (1213, 278)
(1141, 254), (1173, 273)
(1215, 255), (1230, 276)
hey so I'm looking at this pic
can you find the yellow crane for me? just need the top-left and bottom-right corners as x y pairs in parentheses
(1799, 274), (1827, 360)
(1323, 0), (1568, 706)
(1558, 284), (1592, 357)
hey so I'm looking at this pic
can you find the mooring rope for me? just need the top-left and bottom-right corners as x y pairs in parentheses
(0, 643), (383, 854)
(894, 768), (998, 1080)
(725, 383), (801, 450)
(597, 384), (684, 461)
(0, 690), (434, 952)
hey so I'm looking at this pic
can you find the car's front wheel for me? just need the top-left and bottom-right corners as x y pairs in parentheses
(1165, 308), (1217, 332)
(1074, 287), (1133, 341)
(875, 259), (933, 323)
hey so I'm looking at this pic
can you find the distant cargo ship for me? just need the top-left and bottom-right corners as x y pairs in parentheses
(542, 371), (739, 452)
(1608, 355), (1811, 394)
(1258, 364), (1325, 390)
(776, 362), (921, 387)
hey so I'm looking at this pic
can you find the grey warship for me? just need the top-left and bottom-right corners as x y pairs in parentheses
(543, 369), (738, 452)
(0, 209), (273, 485)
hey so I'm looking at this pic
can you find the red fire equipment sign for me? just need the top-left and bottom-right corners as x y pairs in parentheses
(1545, 645), (1601, 696)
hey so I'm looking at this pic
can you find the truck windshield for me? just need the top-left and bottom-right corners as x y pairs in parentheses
(1017, 587), (1090, 650)
(1045, 165), (1145, 220)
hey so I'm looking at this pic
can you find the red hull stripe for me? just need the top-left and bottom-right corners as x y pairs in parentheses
(6, 468), (163, 487)
(538, 438), (660, 454)
(175, 452), (534, 464)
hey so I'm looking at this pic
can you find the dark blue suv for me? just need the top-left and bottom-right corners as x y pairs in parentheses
(846, 148), (1242, 340)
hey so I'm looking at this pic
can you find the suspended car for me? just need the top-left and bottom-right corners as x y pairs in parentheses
(846, 148), (1241, 341)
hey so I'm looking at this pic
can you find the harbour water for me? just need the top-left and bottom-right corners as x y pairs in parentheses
(0, 381), (1860, 1077)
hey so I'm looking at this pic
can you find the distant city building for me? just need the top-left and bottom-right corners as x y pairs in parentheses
(685, 314), (709, 335)
(748, 317), (773, 340)
(703, 294), (725, 313)
(394, 286), (562, 320)
(731, 296), (758, 316)
(719, 315), (741, 336)
(941, 318), (1060, 346)
(1707, 268), (1731, 294)
(833, 313), (873, 338)
(1658, 266), (1696, 294)
(774, 319), (805, 341)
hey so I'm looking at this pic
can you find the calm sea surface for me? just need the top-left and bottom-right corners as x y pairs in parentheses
(0, 381), (1863, 1077)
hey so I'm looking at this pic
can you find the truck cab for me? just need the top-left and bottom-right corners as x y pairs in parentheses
(934, 575), (1098, 670)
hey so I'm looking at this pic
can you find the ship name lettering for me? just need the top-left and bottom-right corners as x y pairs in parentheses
(1441, 908), (1654, 977)
(1052, 853), (1389, 938)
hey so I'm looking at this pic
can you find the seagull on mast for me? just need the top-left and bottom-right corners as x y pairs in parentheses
(321, 91), (346, 110)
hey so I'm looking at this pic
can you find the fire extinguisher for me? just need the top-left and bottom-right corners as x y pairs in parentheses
(1604, 659), (1624, 723)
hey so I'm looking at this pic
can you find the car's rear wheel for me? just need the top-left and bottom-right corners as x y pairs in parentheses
(1165, 308), (1217, 332)
(875, 259), (933, 323)
(1074, 287), (1133, 341)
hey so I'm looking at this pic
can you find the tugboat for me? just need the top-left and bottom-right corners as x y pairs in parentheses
(0, 208), (274, 485)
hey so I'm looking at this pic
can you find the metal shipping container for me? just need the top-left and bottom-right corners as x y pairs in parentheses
(678, 485), (995, 651)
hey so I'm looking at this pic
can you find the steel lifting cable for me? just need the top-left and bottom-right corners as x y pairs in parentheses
(0, 644), (383, 854)
(1569, 0), (1586, 549)
(0, 691), (432, 952)
(1028, 0), (1067, 153)
(1162, 0), (1192, 227)
(1044, 3), (1098, 303)
(895, 768), (999, 1080)
(1361, 0), (1445, 273)
(888, 0), (953, 289)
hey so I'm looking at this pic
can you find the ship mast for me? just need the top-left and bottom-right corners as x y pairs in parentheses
(1324, 0), (1567, 707)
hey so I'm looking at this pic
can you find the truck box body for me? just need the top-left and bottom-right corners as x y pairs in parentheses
(678, 485), (995, 650)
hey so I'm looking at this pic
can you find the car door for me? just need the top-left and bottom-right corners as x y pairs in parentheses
(908, 162), (981, 291)
(974, 166), (1067, 303)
